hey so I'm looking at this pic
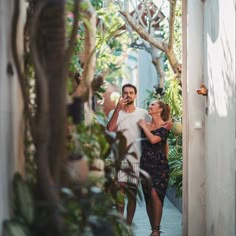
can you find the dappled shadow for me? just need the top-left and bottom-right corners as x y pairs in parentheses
(204, 0), (235, 234)
(206, 0), (219, 43)
(206, 2), (234, 117)
(203, 0), (235, 118)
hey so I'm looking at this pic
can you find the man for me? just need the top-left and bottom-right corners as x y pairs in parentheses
(107, 83), (150, 225)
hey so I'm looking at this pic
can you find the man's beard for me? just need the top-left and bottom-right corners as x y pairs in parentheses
(126, 99), (134, 105)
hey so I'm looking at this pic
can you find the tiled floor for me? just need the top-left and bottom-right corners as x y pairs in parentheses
(133, 197), (182, 236)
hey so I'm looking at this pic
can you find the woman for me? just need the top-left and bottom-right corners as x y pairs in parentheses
(137, 100), (170, 236)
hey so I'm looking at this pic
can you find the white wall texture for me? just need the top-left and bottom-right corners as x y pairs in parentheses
(0, 0), (14, 229)
(0, 0), (25, 232)
(184, 0), (235, 235)
(203, 0), (235, 235)
(183, 0), (206, 235)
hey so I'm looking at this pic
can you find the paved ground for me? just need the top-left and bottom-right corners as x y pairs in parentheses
(133, 197), (182, 236)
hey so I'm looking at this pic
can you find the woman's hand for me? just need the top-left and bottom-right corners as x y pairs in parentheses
(137, 119), (147, 129)
(163, 120), (173, 130)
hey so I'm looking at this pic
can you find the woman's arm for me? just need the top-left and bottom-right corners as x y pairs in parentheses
(165, 143), (169, 157)
(163, 119), (173, 130)
(137, 120), (162, 144)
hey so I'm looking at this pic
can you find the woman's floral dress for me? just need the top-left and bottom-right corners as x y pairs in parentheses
(140, 127), (170, 205)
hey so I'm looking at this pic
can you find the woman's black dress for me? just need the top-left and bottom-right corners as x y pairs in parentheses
(140, 127), (170, 205)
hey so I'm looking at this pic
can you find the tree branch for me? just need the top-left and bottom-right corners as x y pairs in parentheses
(73, 0), (96, 102)
(120, 1), (181, 78)
(11, 0), (33, 126)
(152, 54), (165, 89)
(65, 0), (80, 73)
(119, 10), (167, 52)
(168, 0), (177, 50)
(129, 0), (146, 29)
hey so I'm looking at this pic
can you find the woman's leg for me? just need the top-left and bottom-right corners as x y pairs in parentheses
(142, 182), (154, 228)
(145, 200), (153, 228)
(150, 188), (163, 235)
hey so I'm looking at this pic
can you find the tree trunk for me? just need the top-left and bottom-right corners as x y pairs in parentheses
(73, 0), (97, 124)
(166, 48), (182, 78)
(30, 0), (67, 234)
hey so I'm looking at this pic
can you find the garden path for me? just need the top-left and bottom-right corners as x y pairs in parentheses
(133, 197), (182, 236)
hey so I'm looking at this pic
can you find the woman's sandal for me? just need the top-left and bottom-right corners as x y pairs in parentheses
(150, 226), (161, 236)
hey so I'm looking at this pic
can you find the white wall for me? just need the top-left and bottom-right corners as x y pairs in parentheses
(183, 0), (206, 235)
(204, 0), (235, 235)
(184, 0), (236, 235)
(0, 0), (14, 228)
(0, 0), (25, 232)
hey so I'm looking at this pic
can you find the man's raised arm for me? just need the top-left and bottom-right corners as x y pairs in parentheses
(107, 96), (125, 131)
(106, 108), (119, 132)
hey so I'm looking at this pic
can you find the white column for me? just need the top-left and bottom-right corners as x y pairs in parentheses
(182, 0), (206, 235)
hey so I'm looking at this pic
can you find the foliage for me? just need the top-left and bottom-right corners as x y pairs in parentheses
(5, 114), (136, 236)
(90, 0), (103, 10)
(163, 75), (182, 120)
(162, 1), (182, 195)
(7, 1), (183, 235)
(64, 115), (137, 235)
(5, 0), (138, 235)
(3, 173), (36, 236)
(168, 132), (182, 197)
(66, 0), (85, 95)
(65, 112), (146, 235)
(64, 116), (139, 235)
(142, 75), (182, 121)
(75, 121), (111, 163)
(95, 4), (131, 81)
(66, 0), (131, 82)
(65, 1), (132, 97)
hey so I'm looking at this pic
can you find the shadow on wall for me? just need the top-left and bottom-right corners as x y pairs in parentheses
(206, 0), (234, 117)
(205, 0), (235, 235)
(207, 0), (219, 43)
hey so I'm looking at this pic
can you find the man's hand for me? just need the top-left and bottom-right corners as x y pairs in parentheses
(107, 96), (128, 132)
(115, 96), (128, 111)
(163, 120), (173, 130)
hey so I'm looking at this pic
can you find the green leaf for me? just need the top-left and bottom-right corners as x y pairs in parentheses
(13, 173), (34, 225)
(3, 220), (30, 236)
